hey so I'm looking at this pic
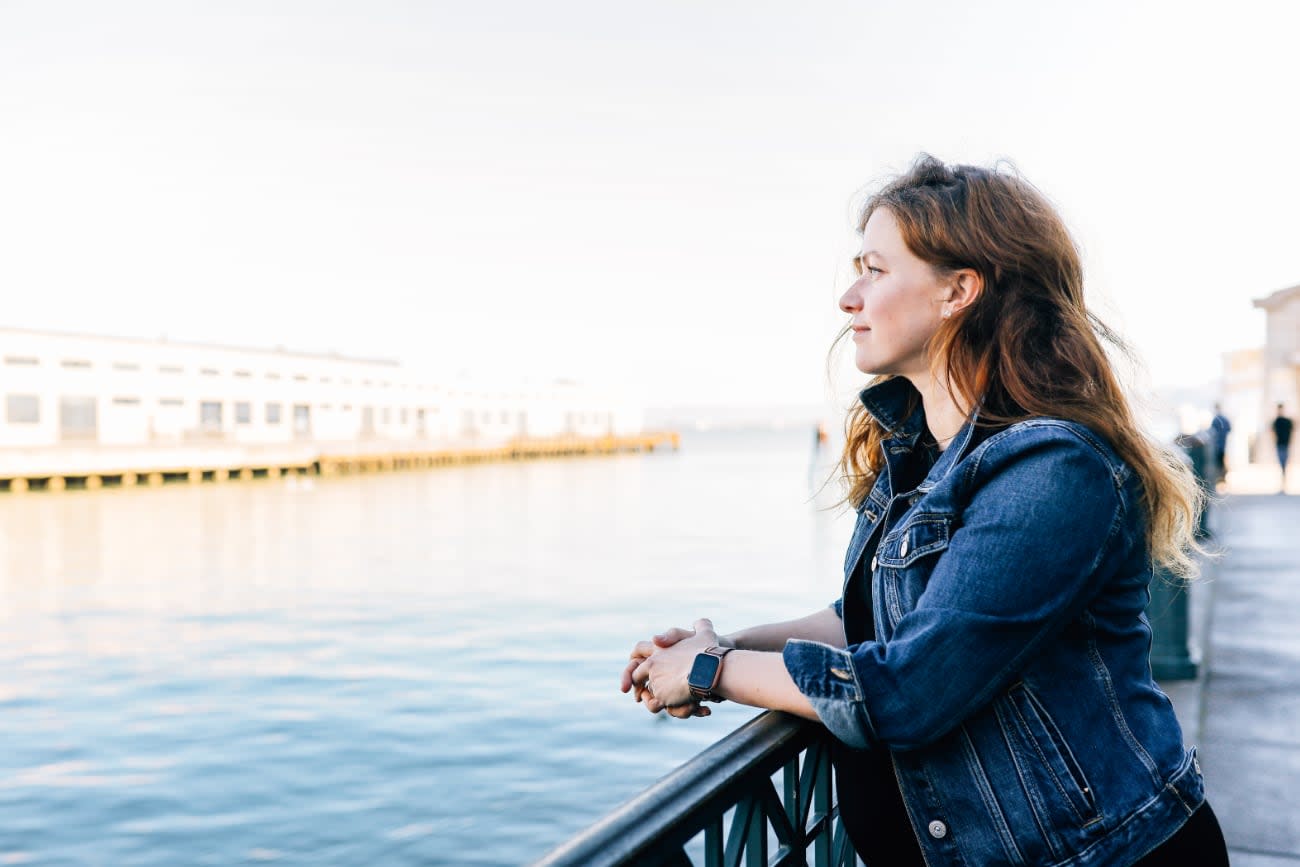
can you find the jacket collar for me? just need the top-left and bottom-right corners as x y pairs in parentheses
(858, 376), (980, 490)
(859, 377), (925, 443)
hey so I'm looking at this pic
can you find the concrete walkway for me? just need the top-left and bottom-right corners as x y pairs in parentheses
(1160, 494), (1300, 866)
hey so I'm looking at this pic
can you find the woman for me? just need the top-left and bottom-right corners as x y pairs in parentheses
(619, 156), (1229, 866)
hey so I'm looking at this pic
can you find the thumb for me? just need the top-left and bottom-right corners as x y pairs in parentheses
(654, 626), (694, 647)
(692, 617), (716, 637)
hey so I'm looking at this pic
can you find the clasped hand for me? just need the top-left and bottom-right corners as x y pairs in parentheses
(618, 618), (730, 719)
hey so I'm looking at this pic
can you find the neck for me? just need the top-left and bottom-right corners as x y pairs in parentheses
(908, 372), (971, 451)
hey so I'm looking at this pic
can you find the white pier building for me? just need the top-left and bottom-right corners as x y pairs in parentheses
(0, 327), (648, 485)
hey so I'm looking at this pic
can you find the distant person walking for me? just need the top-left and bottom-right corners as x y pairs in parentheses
(1210, 404), (1231, 485)
(1274, 403), (1294, 492)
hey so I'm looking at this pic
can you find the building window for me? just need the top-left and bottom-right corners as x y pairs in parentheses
(234, 369), (252, 379)
(112, 397), (141, 406)
(320, 376), (332, 384)
(293, 374), (308, 382)
(61, 359), (92, 370)
(5, 394), (39, 424)
(4, 356), (39, 366)
(159, 398), (183, 407)
(200, 401), (223, 431)
(59, 396), (98, 440)
(112, 362), (140, 372)
(293, 404), (311, 438)
(266, 402), (282, 424)
(200, 368), (220, 376)
(382, 407), (391, 425)
(160, 365), (183, 374)
(235, 402), (251, 424)
(266, 372), (281, 380)
(400, 408), (408, 425)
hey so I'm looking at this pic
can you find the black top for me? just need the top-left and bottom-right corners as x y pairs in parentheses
(834, 542), (926, 864)
(1275, 415), (1294, 447)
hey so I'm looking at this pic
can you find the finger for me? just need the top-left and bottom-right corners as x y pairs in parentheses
(628, 640), (655, 660)
(644, 696), (666, 714)
(630, 660), (654, 702)
(620, 656), (647, 693)
(692, 617), (715, 636)
(666, 703), (696, 719)
(653, 627), (695, 647)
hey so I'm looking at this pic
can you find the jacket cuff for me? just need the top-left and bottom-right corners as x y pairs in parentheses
(830, 598), (844, 619)
(782, 639), (876, 749)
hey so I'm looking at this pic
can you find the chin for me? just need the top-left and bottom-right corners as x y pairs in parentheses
(855, 354), (889, 376)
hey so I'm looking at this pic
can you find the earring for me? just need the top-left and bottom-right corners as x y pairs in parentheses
(942, 307), (952, 319)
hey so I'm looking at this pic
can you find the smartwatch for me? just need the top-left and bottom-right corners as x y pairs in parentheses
(687, 646), (734, 702)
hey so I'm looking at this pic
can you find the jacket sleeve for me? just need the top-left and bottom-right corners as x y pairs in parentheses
(784, 428), (1126, 750)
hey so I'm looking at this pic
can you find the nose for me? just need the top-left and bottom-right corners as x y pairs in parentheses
(839, 280), (863, 315)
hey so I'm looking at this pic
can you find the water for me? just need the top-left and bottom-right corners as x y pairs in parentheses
(0, 430), (854, 866)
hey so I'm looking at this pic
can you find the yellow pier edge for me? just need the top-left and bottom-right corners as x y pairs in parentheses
(0, 431), (680, 494)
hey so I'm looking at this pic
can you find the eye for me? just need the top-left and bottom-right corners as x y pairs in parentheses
(866, 266), (883, 277)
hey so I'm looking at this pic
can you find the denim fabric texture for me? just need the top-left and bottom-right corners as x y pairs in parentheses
(783, 377), (1204, 866)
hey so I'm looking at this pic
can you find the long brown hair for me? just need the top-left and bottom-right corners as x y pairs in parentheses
(836, 155), (1203, 577)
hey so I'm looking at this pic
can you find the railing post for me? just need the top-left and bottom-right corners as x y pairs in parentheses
(814, 744), (832, 867)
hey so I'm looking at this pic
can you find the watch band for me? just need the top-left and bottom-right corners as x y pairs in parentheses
(689, 645), (734, 703)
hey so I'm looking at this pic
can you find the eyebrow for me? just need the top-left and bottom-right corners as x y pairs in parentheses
(851, 251), (885, 269)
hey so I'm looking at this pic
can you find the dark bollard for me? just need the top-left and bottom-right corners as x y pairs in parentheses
(1146, 433), (1209, 682)
(1148, 570), (1198, 680)
(1177, 432), (1213, 539)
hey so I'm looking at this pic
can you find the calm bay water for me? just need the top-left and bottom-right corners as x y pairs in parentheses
(0, 431), (853, 866)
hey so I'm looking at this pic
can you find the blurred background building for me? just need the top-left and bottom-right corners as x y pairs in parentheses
(0, 326), (644, 480)
(1219, 284), (1298, 471)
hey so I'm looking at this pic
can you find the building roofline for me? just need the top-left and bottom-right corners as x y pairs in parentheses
(0, 324), (401, 367)
(1253, 283), (1300, 311)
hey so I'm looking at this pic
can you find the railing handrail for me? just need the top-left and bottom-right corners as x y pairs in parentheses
(534, 711), (831, 867)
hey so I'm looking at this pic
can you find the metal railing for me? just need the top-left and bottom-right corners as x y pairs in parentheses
(534, 712), (859, 867)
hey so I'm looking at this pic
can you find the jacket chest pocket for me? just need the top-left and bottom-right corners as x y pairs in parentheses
(873, 513), (952, 625)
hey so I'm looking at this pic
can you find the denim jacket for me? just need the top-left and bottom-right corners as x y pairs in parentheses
(783, 378), (1203, 866)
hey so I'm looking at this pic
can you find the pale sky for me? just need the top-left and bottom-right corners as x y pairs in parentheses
(2, 1), (1297, 409)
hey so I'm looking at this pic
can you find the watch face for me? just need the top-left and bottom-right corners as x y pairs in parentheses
(687, 653), (722, 690)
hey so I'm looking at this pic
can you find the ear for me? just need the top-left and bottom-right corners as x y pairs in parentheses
(947, 269), (983, 314)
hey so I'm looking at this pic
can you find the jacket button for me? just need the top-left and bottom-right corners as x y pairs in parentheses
(927, 820), (947, 839)
(870, 556), (878, 571)
(900, 537), (910, 557)
(829, 667), (853, 681)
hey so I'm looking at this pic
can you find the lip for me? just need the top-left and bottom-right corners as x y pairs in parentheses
(851, 325), (871, 339)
